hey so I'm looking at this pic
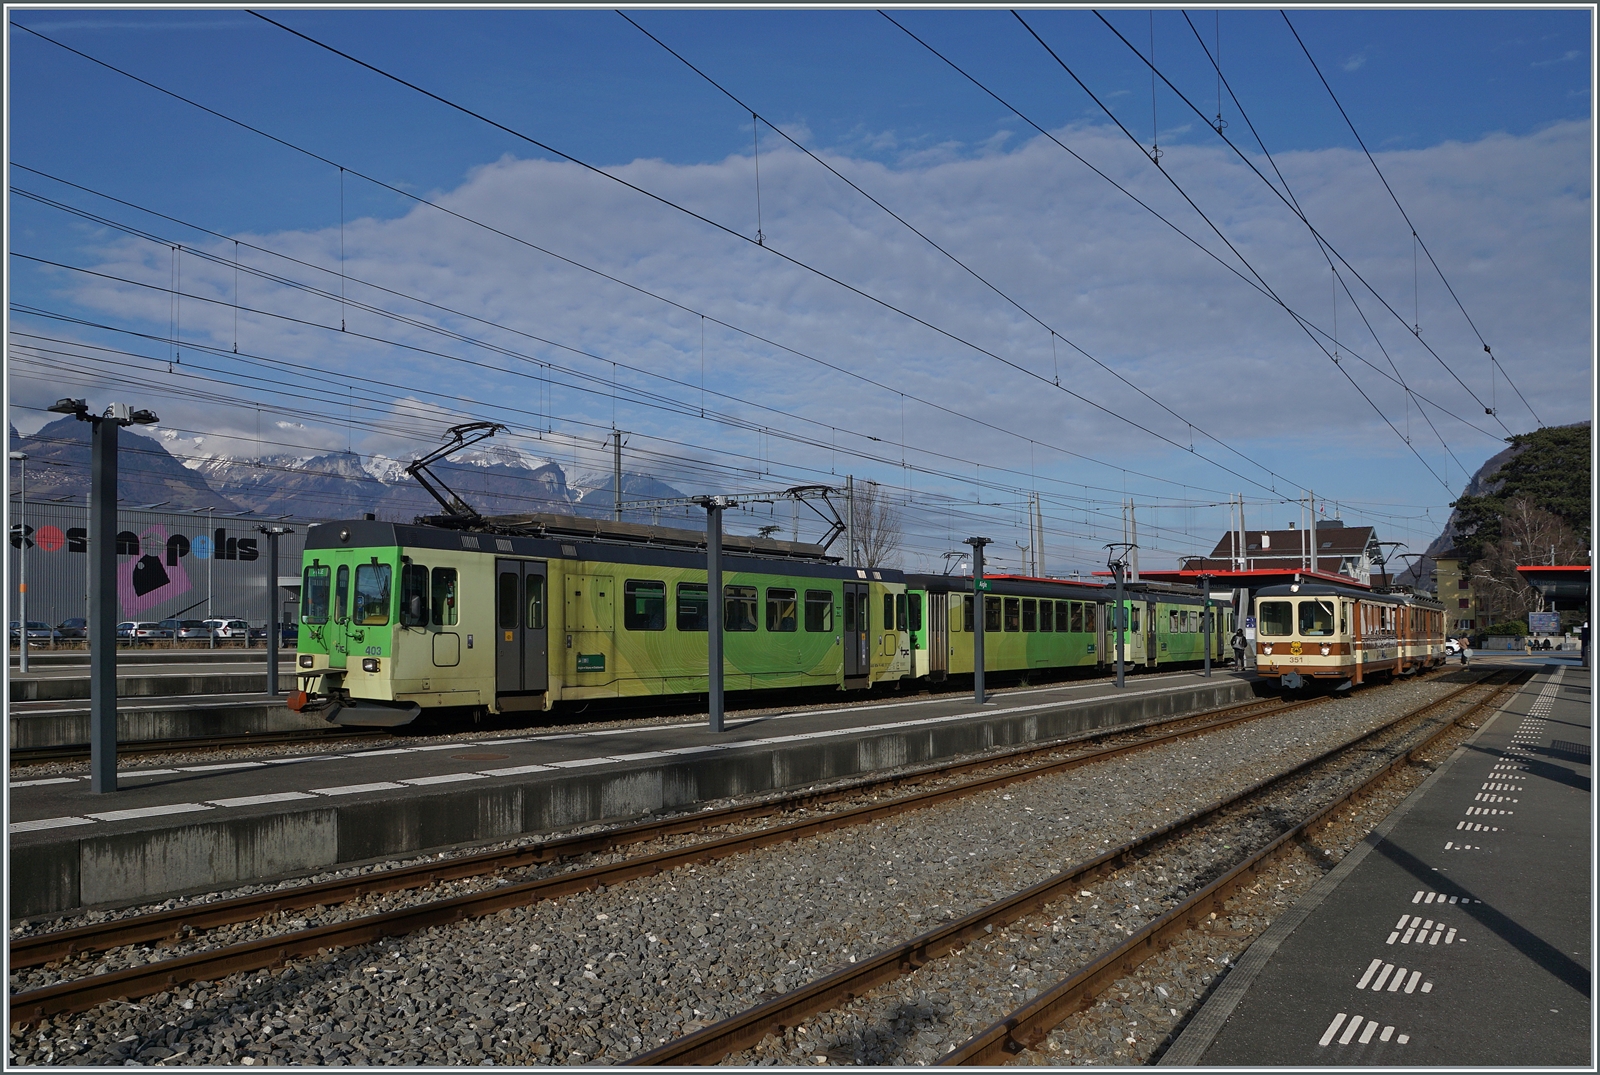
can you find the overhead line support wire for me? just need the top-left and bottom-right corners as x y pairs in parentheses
(240, 9), (1284, 499)
(621, 9), (1298, 502)
(880, 12), (1497, 450)
(1016, 11), (1453, 493)
(1089, 8), (1515, 439)
(1278, 10), (1541, 427)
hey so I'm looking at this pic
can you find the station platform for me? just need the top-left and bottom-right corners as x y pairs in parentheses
(1163, 662), (1591, 1066)
(7, 669), (1257, 918)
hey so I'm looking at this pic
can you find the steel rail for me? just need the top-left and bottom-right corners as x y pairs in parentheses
(939, 668), (1528, 1064)
(622, 669), (1505, 1065)
(7, 689), (1324, 1022)
(10, 691), (1301, 970)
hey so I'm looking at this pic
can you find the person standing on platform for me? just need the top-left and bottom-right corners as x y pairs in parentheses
(1230, 627), (1246, 668)
(1460, 638), (1472, 667)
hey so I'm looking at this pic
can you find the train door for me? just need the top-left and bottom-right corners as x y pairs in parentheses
(1145, 602), (1158, 666)
(928, 592), (948, 679)
(843, 581), (869, 683)
(495, 560), (549, 695)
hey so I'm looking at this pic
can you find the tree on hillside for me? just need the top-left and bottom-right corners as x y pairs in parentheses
(850, 481), (901, 568)
(1450, 423), (1591, 561)
(1468, 498), (1588, 620)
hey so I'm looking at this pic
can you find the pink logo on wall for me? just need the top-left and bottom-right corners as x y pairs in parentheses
(118, 525), (192, 617)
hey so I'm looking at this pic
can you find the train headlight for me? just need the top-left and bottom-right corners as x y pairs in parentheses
(361, 657), (380, 673)
(1321, 644), (1331, 656)
(1262, 644), (1272, 656)
(299, 654), (315, 669)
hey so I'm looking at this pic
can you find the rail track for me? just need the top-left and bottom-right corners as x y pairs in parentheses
(7, 685), (1335, 1023)
(622, 667), (1525, 1066)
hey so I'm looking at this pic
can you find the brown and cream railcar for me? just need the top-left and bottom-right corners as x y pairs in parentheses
(1254, 583), (1445, 690)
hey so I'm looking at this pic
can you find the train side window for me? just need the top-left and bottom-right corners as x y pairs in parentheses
(1070, 601), (1083, 633)
(335, 565), (350, 623)
(1129, 606), (1140, 633)
(431, 568), (458, 626)
(963, 595), (975, 632)
(400, 564), (429, 627)
(526, 574), (545, 630)
(303, 565), (331, 624)
(908, 593), (922, 632)
(883, 594), (895, 632)
(896, 593), (908, 631)
(805, 590), (833, 632)
(1021, 599), (1037, 632)
(1038, 600), (1053, 632)
(843, 591), (857, 632)
(767, 588), (798, 633)
(1004, 597), (1020, 632)
(498, 572), (519, 630)
(858, 592), (870, 633)
(624, 580), (666, 631)
(726, 585), (759, 632)
(676, 583), (709, 632)
(1259, 600), (1293, 636)
(1339, 602), (1349, 634)
(985, 596), (1002, 633)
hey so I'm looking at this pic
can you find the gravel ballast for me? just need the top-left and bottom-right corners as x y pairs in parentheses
(9, 672), (1492, 1066)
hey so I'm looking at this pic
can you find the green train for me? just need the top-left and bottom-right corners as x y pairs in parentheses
(290, 517), (1231, 727)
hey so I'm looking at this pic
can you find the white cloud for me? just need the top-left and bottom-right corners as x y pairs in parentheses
(17, 118), (1591, 569)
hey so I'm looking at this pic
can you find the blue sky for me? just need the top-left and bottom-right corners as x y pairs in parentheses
(6, 8), (1593, 573)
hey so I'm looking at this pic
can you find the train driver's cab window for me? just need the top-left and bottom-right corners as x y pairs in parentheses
(624, 580), (666, 631)
(767, 588), (798, 633)
(725, 585), (759, 632)
(677, 583), (709, 631)
(400, 564), (429, 627)
(1259, 600), (1293, 637)
(335, 565), (350, 623)
(431, 568), (458, 626)
(354, 563), (392, 626)
(1021, 599), (1037, 632)
(303, 565), (331, 624)
(805, 590), (833, 632)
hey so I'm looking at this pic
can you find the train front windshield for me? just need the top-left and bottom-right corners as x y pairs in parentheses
(1298, 600), (1336, 637)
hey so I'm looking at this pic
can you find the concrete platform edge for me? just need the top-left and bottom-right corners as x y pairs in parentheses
(10, 679), (1254, 918)
(1156, 666), (1538, 1067)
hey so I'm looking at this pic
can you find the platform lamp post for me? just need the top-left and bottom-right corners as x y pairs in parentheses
(257, 526), (294, 697)
(694, 495), (731, 733)
(964, 536), (992, 704)
(1105, 543), (1136, 689)
(49, 398), (159, 793)
(10, 451), (29, 672)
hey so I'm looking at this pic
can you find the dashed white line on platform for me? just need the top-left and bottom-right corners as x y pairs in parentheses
(310, 781), (406, 796)
(8, 816), (96, 833)
(85, 802), (213, 822)
(207, 792), (318, 808)
(400, 772), (486, 785)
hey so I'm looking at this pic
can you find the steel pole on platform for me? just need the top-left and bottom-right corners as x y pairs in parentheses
(1202, 574), (1212, 678)
(964, 536), (991, 704)
(11, 451), (28, 672)
(258, 527), (292, 697)
(701, 497), (726, 733)
(88, 417), (120, 792)
(1105, 542), (1134, 690)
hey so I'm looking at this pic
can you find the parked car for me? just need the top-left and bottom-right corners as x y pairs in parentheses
(57, 617), (88, 640)
(203, 618), (252, 642)
(1445, 638), (1462, 656)
(167, 619), (215, 641)
(9, 620), (62, 644)
(125, 621), (172, 643)
(116, 620), (138, 642)
(248, 622), (298, 647)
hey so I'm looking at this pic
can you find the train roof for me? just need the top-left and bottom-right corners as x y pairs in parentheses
(1255, 582), (1442, 608)
(904, 574), (1214, 604)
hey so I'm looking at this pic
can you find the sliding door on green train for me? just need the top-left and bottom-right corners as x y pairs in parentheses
(495, 559), (549, 696)
(843, 581), (870, 683)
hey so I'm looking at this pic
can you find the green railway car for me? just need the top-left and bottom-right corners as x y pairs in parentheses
(904, 574), (1232, 682)
(292, 517), (912, 726)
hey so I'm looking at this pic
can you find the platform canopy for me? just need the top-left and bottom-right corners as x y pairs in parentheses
(1515, 565), (1591, 605)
